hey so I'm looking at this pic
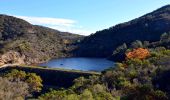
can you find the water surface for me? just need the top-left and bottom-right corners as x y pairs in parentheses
(39, 57), (114, 71)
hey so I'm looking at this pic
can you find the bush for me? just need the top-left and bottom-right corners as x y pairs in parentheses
(130, 40), (143, 49)
(160, 32), (170, 43)
(39, 89), (67, 100)
(0, 77), (30, 100)
(4, 69), (43, 92)
(124, 84), (168, 100)
(26, 73), (43, 92)
(110, 43), (127, 62)
(126, 48), (150, 60)
(80, 89), (94, 100)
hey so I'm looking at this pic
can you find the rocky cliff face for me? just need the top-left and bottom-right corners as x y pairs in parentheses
(0, 51), (25, 66)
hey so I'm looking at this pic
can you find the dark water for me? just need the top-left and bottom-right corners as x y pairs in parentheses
(39, 57), (114, 71)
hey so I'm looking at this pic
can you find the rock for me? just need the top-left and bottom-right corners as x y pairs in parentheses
(0, 51), (25, 66)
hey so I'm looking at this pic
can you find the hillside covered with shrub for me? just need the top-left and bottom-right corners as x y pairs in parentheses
(0, 15), (83, 64)
(75, 5), (170, 59)
(36, 32), (170, 100)
(1, 4), (170, 100)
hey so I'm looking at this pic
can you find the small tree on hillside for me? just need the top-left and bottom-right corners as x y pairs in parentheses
(130, 40), (143, 49)
(126, 48), (150, 60)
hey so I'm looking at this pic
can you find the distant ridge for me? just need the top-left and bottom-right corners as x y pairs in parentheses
(76, 5), (170, 58)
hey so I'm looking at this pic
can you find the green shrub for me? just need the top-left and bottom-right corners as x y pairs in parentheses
(4, 69), (43, 92)
(39, 89), (67, 100)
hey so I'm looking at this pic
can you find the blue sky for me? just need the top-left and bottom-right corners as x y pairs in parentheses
(0, 0), (169, 35)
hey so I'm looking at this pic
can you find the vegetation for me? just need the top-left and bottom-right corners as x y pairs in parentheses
(75, 5), (170, 59)
(125, 48), (150, 60)
(0, 14), (83, 64)
(0, 5), (170, 100)
(38, 76), (115, 100)
(3, 69), (43, 93)
(0, 77), (30, 100)
(38, 31), (170, 99)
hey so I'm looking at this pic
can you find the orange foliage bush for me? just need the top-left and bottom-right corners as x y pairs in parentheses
(126, 48), (150, 59)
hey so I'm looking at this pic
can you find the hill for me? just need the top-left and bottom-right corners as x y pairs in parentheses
(75, 5), (170, 60)
(1, 5), (170, 64)
(1, 5), (170, 99)
(0, 15), (83, 64)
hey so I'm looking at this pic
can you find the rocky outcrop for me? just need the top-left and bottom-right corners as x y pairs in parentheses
(0, 51), (25, 66)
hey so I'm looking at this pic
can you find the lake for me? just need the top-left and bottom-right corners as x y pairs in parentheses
(39, 57), (114, 71)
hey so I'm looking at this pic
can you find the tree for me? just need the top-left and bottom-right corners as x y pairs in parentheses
(126, 48), (150, 60)
(64, 94), (80, 100)
(5, 69), (26, 80)
(130, 40), (143, 49)
(123, 84), (168, 100)
(113, 43), (127, 55)
(160, 32), (170, 43)
(0, 77), (30, 100)
(80, 89), (94, 100)
(26, 73), (43, 92)
(4, 69), (43, 92)
(110, 43), (127, 61)
(38, 89), (67, 100)
(91, 84), (114, 100)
